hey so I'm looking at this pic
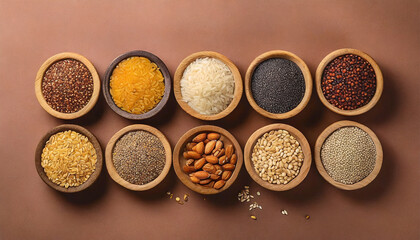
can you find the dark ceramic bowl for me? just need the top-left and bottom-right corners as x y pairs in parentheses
(103, 50), (171, 120)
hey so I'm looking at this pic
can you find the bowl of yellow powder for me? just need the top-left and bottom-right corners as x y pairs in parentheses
(103, 50), (171, 120)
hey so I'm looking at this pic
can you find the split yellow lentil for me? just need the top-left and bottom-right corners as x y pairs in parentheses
(110, 56), (165, 114)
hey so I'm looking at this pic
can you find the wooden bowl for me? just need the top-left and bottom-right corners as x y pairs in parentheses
(244, 124), (312, 191)
(174, 51), (243, 121)
(173, 125), (243, 194)
(105, 124), (172, 191)
(103, 50), (171, 120)
(315, 48), (384, 116)
(35, 52), (101, 119)
(35, 124), (103, 193)
(245, 50), (312, 119)
(314, 120), (383, 190)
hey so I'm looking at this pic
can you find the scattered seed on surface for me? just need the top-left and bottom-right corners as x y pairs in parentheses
(321, 126), (376, 184)
(42, 59), (93, 113)
(281, 210), (288, 215)
(112, 130), (166, 185)
(257, 191), (261, 196)
(251, 215), (257, 220)
(251, 58), (305, 113)
(183, 194), (189, 202)
(305, 215), (310, 220)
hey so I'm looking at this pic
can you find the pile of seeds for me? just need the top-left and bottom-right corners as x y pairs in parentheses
(321, 126), (376, 184)
(41, 130), (97, 188)
(251, 58), (305, 113)
(42, 59), (93, 113)
(321, 54), (376, 110)
(251, 130), (304, 184)
(113, 130), (166, 185)
(182, 132), (237, 190)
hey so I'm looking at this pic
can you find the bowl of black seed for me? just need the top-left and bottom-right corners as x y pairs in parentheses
(35, 52), (101, 119)
(314, 120), (383, 190)
(105, 124), (172, 191)
(245, 50), (312, 119)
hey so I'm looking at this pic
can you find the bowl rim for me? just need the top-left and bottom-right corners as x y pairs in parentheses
(173, 125), (243, 194)
(244, 123), (312, 191)
(314, 120), (383, 190)
(315, 48), (384, 116)
(105, 124), (172, 191)
(34, 124), (103, 193)
(173, 51), (243, 121)
(35, 52), (101, 120)
(244, 50), (313, 119)
(102, 50), (172, 120)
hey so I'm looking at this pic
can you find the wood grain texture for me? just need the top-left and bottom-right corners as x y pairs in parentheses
(245, 50), (313, 119)
(34, 124), (103, 193)
(315, 48), (384, 116)
(173, 125), (243, 194)
(173, 51), (243, 121)
(34, 52), (101, 119)
(102, 50), (172, 120)
(105, 124), (172, 191)
(314, 120), (383, 190)
(244, 123), (312, 191)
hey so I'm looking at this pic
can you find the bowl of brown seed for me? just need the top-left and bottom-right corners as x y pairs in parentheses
(105, 124), (172, 191)
(244, 124), (312, 191)
(314, 120), (383, 190)
(35, 52), (101, 119)
(173, 125), (243, 194)
(35, 124), (103, 193)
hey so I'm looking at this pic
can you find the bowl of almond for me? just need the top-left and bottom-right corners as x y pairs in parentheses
(173, 125), (243, 194)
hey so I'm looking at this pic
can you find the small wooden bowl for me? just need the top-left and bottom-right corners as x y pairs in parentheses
(35, 52), (101, 119)
(244, 124), (312, 191)
(245, 50), (313, 119)
(103, 50), (171, 120)
(315, 48), (384, 116)
(314, 120), (383, 190)
(173, 125), (243, 194)
(174, 51), (243, 121)
(35, 124), (103, 193)
(105, 124), (172, 191)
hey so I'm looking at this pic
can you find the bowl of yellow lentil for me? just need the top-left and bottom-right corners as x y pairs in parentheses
(35, 124), (103, 193)
(103, 50), (171, 120)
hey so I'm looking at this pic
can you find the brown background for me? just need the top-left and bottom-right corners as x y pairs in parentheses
(0, 0), (419, 239)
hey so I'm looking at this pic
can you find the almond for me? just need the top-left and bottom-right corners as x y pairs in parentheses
(210, 173), (220, 180)
(214, 180), (226, 189)
(215, 140), (223, 151)
(199, 179), (212, 185)
(222, 163), (235, 171)
(185, 159), (194, 166)
(194, 158), (206, 170)
(187, 151), (201, 159)
(218, 155), (227, 165)
(202, 163), (216, 173)
(194, 171), (210, 179)
(225, 145), (233, 159)
(204, 139), (210, 144)
(222, 170), (232, 180)
(194, 142), (204, 155)
(183, 152), (190, 159)
(204, 140), (216, 154)
(207, 133), (220, 140)
(183, 165), (195, 173)
(230, 153), (237, 165)
(214, 148), (225, 157)
(186, 142), (197, 151)
(205, 155), (218, 164)
(214, 165), (222, 172)
(215, 169), (223, 176)
(190, 175), (200, 183)
(204, 181), (215, 188)
(193, 133), (207, 143)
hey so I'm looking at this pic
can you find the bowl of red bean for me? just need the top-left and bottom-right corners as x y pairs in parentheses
(315, 48), (383, 116)
(35, 52), (101, 119)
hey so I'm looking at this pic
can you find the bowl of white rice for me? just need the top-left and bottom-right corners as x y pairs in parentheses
(174, 51), (243, 121)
